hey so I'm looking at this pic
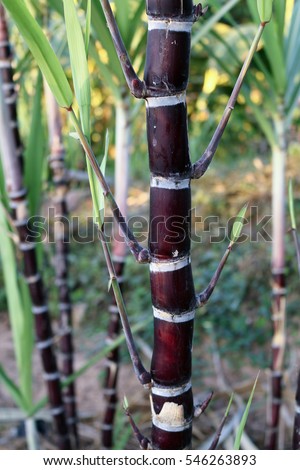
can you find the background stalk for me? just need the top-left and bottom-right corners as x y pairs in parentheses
(0, 74), (71, 450)
(101, 94), (130, 449)
(45, 84), (79, 448)
(265, 106), (287, 450)
(0, 5), (23, 171)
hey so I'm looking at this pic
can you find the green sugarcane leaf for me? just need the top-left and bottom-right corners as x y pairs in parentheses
(99, 131), (109, 225)
(85, 0), (92, 57)
(0, 365), (26, 411)
(257, 0), (273, 23)
(86, 130), (109, 228)
(192, 0), (239, 46)
(0, 202), (33, 412)
(289, 179), (297, 230)
(1, 0), (73, 109)
(234, 373), (259, 449)
(63, 0), (91, 137)
(18, 275), (34, 410)
(230, 203), (248, 245)
(24, 71), (46, 217)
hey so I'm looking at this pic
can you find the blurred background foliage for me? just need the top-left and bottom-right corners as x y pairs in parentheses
(0, 0), (300, 449)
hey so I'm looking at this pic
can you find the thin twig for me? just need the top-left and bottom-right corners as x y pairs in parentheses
(69, 109), (150, 264)
(209, 394), (234, 450)
(123, 398), (151, 450)
(98, 229), (151, 388)
(197, 244), (232, 307)
(192, 23), (265, 179)
(99, 0), (147, 98)
(194, 391), (214, 417)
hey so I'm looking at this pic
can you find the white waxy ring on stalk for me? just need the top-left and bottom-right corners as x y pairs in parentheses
(43, 371), (60, 381)
(150, 255), (190, 273)
(151, 176), (190, 190)
(152, 416), (192, 432)
(153, 306), (195, 323)
(51, 406), (65, 416)
(146, 93), (186, 108)
(37, 338), (53, 350)
(152, 381), (192, 397)
(148, 19), (193, 33)
(32, 305), (48, 315)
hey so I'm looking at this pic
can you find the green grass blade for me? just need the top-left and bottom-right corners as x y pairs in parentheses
(2, 0), (72, 109)
(234, 373), (259, 449)
(114, 0), (131, 42)
(87, 131), (109, 227)
(63, 0), (91, 137)
(18, 276), (34, 410)
(24, 71), (46, 217)
(192, 0), (240, 47)
(0, 365), (26, 411)
(0, 202), (33, 411)
(85, 0), (92, 57)
(289, 179), (297, 230)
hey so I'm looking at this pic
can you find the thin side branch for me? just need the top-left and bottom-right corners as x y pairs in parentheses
(123, 399), (151, 450)
(98, 229), (151, 388)
(99, 0), (147, 99)
(194, 391), (214, 418)
(69, 109), (150, 264)
(192, 23), (265, 179)
(196, 244), (232, 307)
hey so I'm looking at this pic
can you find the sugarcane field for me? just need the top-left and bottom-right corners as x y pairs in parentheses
(1, 0), (300, 453)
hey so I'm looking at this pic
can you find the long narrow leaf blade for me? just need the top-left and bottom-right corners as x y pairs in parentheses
(85, 0), (92, 57)
(2, 0), (73, 109)
(234, 373), (259, 449)
(0, 365), (26, 410)
(24, 72), (45, 216)
(63, 0), (91, 136)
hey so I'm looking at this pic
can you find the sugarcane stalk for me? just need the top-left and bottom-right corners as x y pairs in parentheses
(44, 84), (79, 448)
(100, 0), (264, 449)
(0, 74), (71, 450)
(0, 5), (23, 171)
(265, 107), (287, 449)
(101, 95), (130, 449)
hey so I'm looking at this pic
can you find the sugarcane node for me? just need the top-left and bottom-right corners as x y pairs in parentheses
(193, 3), (208, 21)
(131, 78), (147, 99)
(138, 248), (151, 263)
(140, 371), (152, 388)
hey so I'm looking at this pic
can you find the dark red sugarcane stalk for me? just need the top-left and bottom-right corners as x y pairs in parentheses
(0, 5), (23, 171)
(45, 85), (79, 448)
(101, 96), (130, 449)
(0, 74), (71, 450)
(100, 0), (266, 449)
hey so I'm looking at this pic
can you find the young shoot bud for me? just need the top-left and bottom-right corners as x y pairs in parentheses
(229, 203), (248, 247)
(257, 0), (273, 24)
(123, 396), (129, 412)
